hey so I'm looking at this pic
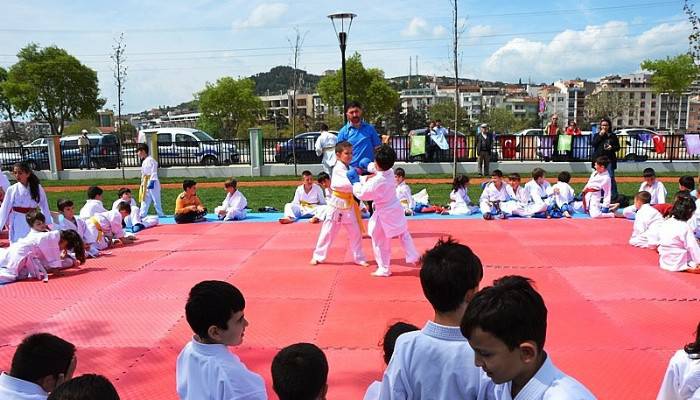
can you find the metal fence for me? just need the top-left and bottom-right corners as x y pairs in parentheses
(0, 146), (33, 171)
(262, 137), (322, 164)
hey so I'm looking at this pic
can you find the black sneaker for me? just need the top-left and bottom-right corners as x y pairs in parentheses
(483, 213), (493, 220)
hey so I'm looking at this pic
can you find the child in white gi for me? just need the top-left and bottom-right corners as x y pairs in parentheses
(57, 198), (99, 258)
(622, 167), (668, 219)
(523, 168), (551, 218)
(576, 157), (615, 218)
(629, 191), (663, 248)
(311, 142), (368, 266)
(310, 172), (332, 223)
(314, 122), (337, 175)
(112, 187), (159, 232)
(176, 280), (266, 400)
(137, 144), (165, 218)
(84, 203), (135, 253)
(79, 186), (107, 219)
(0, 162), (51, 243)
(364, 321), (419, 400)
(462, 275), (596, 400)
(279, 171), (325, 224)
(380, 238), (491, 399)
(0, 171), (10, 205)
(679, 176), (697, 199)
(657, 320), (700, 400)
(444, 174), (479, 216)
(546, 171), (576, 218)
(350, 144), (419, 277)
(504, 173), (531, 217)
(395, 168), (443, 216)
(656, 196), (700, 273)
(479, 169), (509, 220)
(214, 178), (247, 221)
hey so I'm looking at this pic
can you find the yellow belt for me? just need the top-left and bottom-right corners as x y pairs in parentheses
(332, 190), (366, 235)
(139, 174), (150, 204)
(299, 200), (317, 208)
(89, 216), (104, 243)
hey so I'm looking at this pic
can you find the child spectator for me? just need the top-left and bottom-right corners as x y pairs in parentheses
(310, 172), (332, 223)
(350, 144), (419, 277)
(523, 168), (551, 218)
(279, 171), (325, 224)
(479, 169), (509, 220)
(48, 374), (120, 400)
(394, 168), (442, 216)
(461, 275), (595, 399)
(546, 171), (576, 218)
(0, 333), (76, 399)
(444, 175), (479, 216)
(379, 237), (490, 398)
(214, 178), (247, 221)
(271, 343), (328, 400)
(112, 188), (159, 232)
(364, 322), (419, 400)
(57, 199), (98, 258)
(79, 186), (106, 219)
(314, 123), (337, 175)
(576, 156), (615, 219)
(137, 144), (165, 218)
(0, 162), (52, 243)
(679, 176), (697, 199)
(629, 191), (664, 249)
(657, 321), (700, 399)
(176, 280), (266, 400)
(656, 196), (700, 273)
(311, 142), (368, 266)
(85, 203), (135, 252)
(174, 180), (207, 224)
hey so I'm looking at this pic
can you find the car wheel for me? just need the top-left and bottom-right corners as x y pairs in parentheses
(201, 155), (218, 166)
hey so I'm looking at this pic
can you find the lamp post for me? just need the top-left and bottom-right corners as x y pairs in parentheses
(328, 12), (357, 124)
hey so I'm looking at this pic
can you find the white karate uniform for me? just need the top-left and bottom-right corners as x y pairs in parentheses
(395, 181), (415, 214)
(312, 162), (366, 264)
(448, 187), (479, 215)
(0, 371), (48, 399)
(523, 180), (551, 215)
(79, 199), (107, 219)
(575, 170), (614, 219)
(492, 355), (595, 399)
(59, 215), (99, 258)
(640, 180), (668, 205)
(176, 338), (266, 400)
(0, 172), (10, 196)
(312, 188), (333, 221)
(140, 155), (164, 217)
(379, 321), (491, 400)
(315, 130), (338, 175)
(283, 184), (326, 221)
(629, 204), (663, 248)
(84, 210), (126, 251)
(364, 380), (382, 400)
(656, 217), (700, 272)
(503, 184), (531, 217)
(353, 169), (419, 274)
(214, 190), (248, 221)
(547, 182), (575, 208)
(657, 349), (700, 400)
(0, 230), (70, 284)
(112, 198), (159, 228)
(0, 182), (51, 243)
(479, 182), (511, 216)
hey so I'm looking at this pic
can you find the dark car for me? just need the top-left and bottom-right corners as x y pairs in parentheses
(24, 133), (121, 170)
(274, 131), (337, 164)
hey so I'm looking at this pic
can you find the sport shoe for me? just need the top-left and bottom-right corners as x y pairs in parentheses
(371, 268), (391, 277)
(498, 212), (507, 220)
(356, 260), (370, 267)
(483, 213), (494, 220)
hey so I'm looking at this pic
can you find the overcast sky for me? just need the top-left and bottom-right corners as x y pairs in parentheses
(0, 0), (689, 113)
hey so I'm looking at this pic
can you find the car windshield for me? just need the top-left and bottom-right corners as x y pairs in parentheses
(191, 130), (215, 141)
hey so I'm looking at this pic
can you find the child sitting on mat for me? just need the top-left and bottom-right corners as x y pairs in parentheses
(444, 175), (479, 216)
(621, 168), (668, 219)
(271, 343), (328, 400)
(657, 320), (700, 399)
(112, 188), (159, 232)
(523, 168), (551, 218)
(546, 171), (576, 219)
(503, 173), (530, 217)
(364, 321), (419, 400)
(679, 176), (697, 199)
(628, 191), (663, 249)
(575, 156), (615, 219)
(174, 180), (207, 224)
(84, 202), (135, 253)
(479, 169), (510, 220)
(79, 186), (107, 219)
(310, 172), (331, 223)
(655, 196), (700, 273)
(279, 170), (325, 224)
(394, 168), (443, 216)
(214, 178), (247, 221)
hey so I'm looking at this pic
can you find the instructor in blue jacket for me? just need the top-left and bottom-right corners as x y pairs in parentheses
(337, 101), (381, 168)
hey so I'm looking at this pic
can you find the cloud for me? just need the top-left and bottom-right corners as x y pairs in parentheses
(465, 24), (495, 45)
(233, 3), (288, 30)
(402, 17), (447, 38)
(479, 21), (690, 82)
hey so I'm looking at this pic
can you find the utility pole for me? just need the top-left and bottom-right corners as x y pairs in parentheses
(111, 32), (127, 181)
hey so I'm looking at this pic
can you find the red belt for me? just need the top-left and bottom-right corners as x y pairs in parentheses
(13, 207), (36, 214)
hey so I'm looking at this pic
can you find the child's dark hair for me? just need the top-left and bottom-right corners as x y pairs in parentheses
(635, 191), (652, 204)
(61, 229), (86, 264)
(374, 144), (397, 171)
(335, 141), (352, 154)
(557, 171), (571, 183)
(595, 156), (610, 168)
(671, 196), (696, 221)
(57, 199), (74, 212)
(14, 161), (41, 203)
(185, 280), (245, 340)
(642, 168), (656, 178)
(47, 374), (120, 400)
(117, 187), (132, 198)
(679, 176), (696, 191)
(531, 168), (545, 180)
(26, 210), (46, 227)
(319, 122), (329, 131)
(317, 172), (330, 183)
(452, 175), (470, 192)
(137, 143), (149, 154)
(491, 169), (503, 178)
(461, 275), (547, 351)
(508, 173), (521, 182)
(271, 342), (328, 400)
(684, 321), (700, 355)
(382, 322), (419, 365)
(11, 333), (76, 384)
(224, 178), (238, 188)
(395, 167), (406, 178)
(419, 237), (483, 313)
(301, 170), (313, 178)
(116, 201), (132, 215)
(183, 179), (197, 191)
(87, 186), (103, 199)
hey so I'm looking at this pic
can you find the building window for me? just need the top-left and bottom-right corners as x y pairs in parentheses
(640, 110), (645, 117)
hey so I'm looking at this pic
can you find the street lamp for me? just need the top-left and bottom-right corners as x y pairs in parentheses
(328, 12), (357, 124)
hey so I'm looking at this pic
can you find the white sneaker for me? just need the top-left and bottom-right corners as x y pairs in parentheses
(356, 260), (370, 267)
(371, 267), (391, 277)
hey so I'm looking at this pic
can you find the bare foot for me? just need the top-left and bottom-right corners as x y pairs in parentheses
(356, 261), (370, 267)
(310, 258), (321, 265)
(279, 218), (294, 224)
(309, 217), (320, 224)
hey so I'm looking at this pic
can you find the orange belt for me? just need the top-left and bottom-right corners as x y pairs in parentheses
(332, 190), (366, 235)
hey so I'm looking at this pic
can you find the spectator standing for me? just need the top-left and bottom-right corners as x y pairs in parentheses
(78, 130), (91, 170)
(476, 123), (493, 176)
(426, 120), (449, 162)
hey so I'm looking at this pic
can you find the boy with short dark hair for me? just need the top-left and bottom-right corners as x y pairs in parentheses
(640, 167), (667, 205)
(576, 156), (615, 218)
(271, 343), (328, 400)
(176, 280), (266, 400)
(174, 180), (207, 224)
(137, 143), (165, 218)
(26, 210), (49, 235)
(0, 333), (77, 400)
(379, 237), (490, 398)
(546, 171), (576, 218)
(112, 188), (159, 232)
(523, 168), (550, 217)
(279, 171), (325, 224)
(85, 202), (135, 251)
(461, 275), (595, 399)
(214, 178), (247, 221)
(79, 186), (106, 219)
(479, 169), (509, 220)
(679, 175), (697, 198)
(310, 172), (332, 223)
(629, 191), (663, 248)
(47, 374), (120, 400)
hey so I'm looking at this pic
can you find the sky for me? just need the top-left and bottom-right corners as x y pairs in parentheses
(0, 0), (691, 114)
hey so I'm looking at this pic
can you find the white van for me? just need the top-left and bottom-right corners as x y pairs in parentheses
(137, 127), (239, 166)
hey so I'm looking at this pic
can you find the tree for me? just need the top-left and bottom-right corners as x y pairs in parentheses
(641, 54), (697, 132)
(111, 33), (127, 141)
(0, 67), (21, 142)
(585, 89), (638, 123)
(685, 0), (700, 63)
(317, 53), (399, 123)
(402, 107), (428, 132)
(480, 108), (518, 133)
(4, 44), (104, 136)
(428, 100), (468, 131)
(63, 119), (98, 136)
(196, 77), (263, 138)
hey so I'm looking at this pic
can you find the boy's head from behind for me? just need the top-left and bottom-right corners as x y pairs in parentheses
(671, 196), (697, 222)
(11, 333), (77, 393)
(460, 275), (547, 385)
(382, 322), (420, 365)
(186, 280), (247, 346)
(374, 144), (397, 171)
(679, 175), (695, 192)
(271, 343), (328, 400)
(557, 171), (571, 183)
(419, 237), (483, 314)
(57, 199), (75, 218)
(634, 191), (652, 209)
(47, 374), (120, 400)
(87, 186), (103, 200)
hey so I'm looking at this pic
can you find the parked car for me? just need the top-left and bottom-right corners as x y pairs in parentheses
(614, 129), (657, 161)
(274, 131), (337, 164)
(138, 128), (239, 166)
(22, 133), (122, 170)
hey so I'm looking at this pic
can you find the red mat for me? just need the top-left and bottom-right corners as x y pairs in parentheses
(0, 219), (697, 399)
